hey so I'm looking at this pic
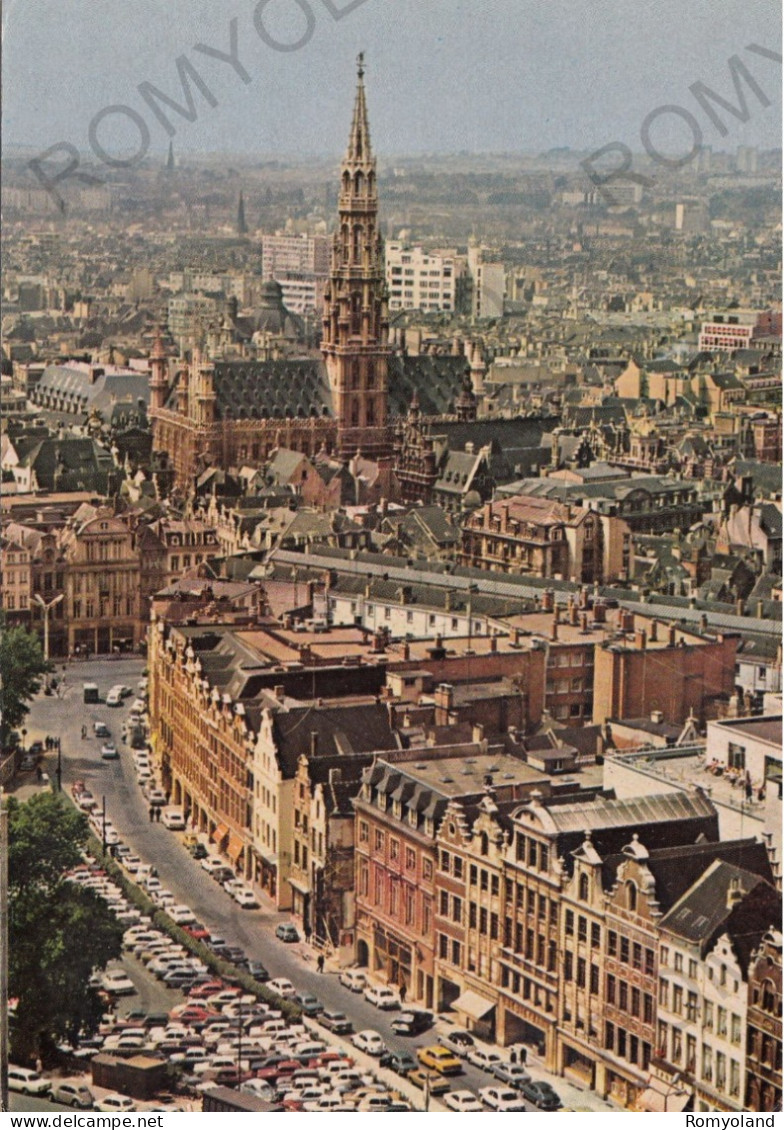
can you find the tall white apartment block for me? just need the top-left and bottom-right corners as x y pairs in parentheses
(385, 241), (460, 312)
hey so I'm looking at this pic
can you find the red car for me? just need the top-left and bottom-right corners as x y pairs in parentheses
(255, 1060), (300, 1083)
(172, 1006), (220, 1027)
(188, 981), (225, 1000)
(213, 1067), (254, 1088)
(183, 924), (211, 941)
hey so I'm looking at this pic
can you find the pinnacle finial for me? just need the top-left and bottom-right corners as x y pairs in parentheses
(357, 51), (365, 79)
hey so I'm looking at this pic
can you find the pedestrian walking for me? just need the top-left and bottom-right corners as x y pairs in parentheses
(399, 980), (407, 1004)
(36, 766), (43, 784)
(316, 954), (325, 974)
(155, 807), (161, 822)
(149, 806), (155, 823)
(81, 725), (87, 740)
(510, 1048), (517, 1064)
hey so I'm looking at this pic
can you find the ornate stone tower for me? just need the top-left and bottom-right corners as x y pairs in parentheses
(322, 55), (391, 459)
(149, 327), (169, 412)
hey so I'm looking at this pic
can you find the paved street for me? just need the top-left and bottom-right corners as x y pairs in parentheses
(17, 656), (620, 1113)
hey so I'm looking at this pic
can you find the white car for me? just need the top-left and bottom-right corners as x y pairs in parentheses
(167, 904), (196, 925)
(479, 1086), (528, 1112)
(200, 856), (224, 875)
(351, 1030), (385, 1056)
(338, 969), (367, 992)
(233, 887), (259, 909)
(77, 792), (98, 812)
(131, 698), (146, 714)
(101, 969), (136, 995)
(363, 983), (400, 1010)
(444, 1090), (485, 1112)
(94, 1093), (136, 1113)
(105, 689), (122, 707)
(161, 807), (186, 831)
(8, 1066), (51, 1095)
(267, 977), (296, 1000)
(467, 1046), (504, 1072)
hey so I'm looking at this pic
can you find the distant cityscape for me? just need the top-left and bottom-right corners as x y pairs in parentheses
(1, 48), (781, 1118)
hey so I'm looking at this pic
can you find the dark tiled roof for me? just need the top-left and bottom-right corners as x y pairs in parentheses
(389, 355), (470, 417)
(602, 837), (773, 912)
(272, 702), (398, 777)
(209, 360), (333, 421)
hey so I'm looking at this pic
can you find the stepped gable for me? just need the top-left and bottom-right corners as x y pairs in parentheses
(211, 359), (332, 421)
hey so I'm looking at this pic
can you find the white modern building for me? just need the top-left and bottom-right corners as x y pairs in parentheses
(384, 241), (461, 313)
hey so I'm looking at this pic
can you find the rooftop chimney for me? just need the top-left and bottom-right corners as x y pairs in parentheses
(668, 624), (676, 647)
(726, 876), (745, 909)
(650, 709), (664, 724)
(310, 731), (319, 757)
(274, 684), (285, 702)
(635, 628), (647, 650)
(650, 620), (658, 642)
(490, 634), (498, 653)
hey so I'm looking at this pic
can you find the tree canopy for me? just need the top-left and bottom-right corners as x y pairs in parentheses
(7, 793), (124, 1062)
(0, 617), (51, 747)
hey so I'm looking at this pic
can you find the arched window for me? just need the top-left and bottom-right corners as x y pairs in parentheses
(366, 362), (375, 388)
(627, 881), (637, 912)
(341, 224), (349, 264)
(353, 224), (363, 263)
(351, 293), (362, 335)
(366, 399), (375, 426)
(761, 979), (777, 1013)
(351, 399), (360, 427)
(579, 873), (589, 902)
(478, 832), (489, 856)
(342, 171), (350, 194)
(351, 360), (361, 389)
(354, 171), (364, 195)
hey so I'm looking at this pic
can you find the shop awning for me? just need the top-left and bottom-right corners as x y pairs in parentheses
(256, 850), (279, 868)
(227, 833), (245, 863)
(637, 1087), (691, 1113)
(452, 990), (495, 1021)
(212, 823), (229, 845)
(288, 875), (310, 895)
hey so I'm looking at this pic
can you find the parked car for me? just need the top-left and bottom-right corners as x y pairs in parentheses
(363, 984), (400, 1010)
(408, 1070), (450, 1096)
(491, 1061), (532, 1088)
(275, 922), (300, 943)
(378, 1050), (417, 1076)
(101, 969), (136, 995)
(94, 1093), (136, 1113)
(52, 1082), (94, 1108)
(293, 991), (324, 1016)
(268, 978), (296, 1000)
(167, 905), (196, 925)
(467, 1046), (504, 1072)
(317, 1010), (353, 1036)
(8, 1066), (51, 1095)
(233, 887), (259, 909)
(100, 741), (119, 760)
(351, 1030), (385, 1057)
(161, 807), (186, 831)
(390, 1009), (433, 1036)
(520, 1079), (562, 1110)
(93, 722), (110, 738)
(417, 1045), (463, 1076)
(247, 960), (270, 982)
(444, 1089), (485, 1112)
(479, 1086), (527, 1112)
(338, 968), (366, 992)
(105, 689), (122, 707)
(146, 788), (166, 807)
(439, 1029), (476, 1058)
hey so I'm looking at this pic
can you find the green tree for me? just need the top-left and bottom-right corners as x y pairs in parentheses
(7, 793), (124, 1062)
(0, 617), (51, 747)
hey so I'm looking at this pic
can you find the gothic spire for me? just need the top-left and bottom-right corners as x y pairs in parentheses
(345, 52), (373, 165)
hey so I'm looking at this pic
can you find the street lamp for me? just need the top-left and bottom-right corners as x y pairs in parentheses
(33, 594), (63, 663)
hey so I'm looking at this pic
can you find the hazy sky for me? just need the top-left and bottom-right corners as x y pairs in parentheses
(3, 0), (781, 159)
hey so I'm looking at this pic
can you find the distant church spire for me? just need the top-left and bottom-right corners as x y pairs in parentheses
(237, 190), (247, 235)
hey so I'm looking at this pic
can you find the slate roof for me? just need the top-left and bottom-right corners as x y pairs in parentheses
(272, 702), (398, 777)
(35, 361), (151, 419)
(209, 360), (332, 421)
(16, 436), (118, 492)
(388, 354), (470, 417)
(660, 859), (780, 963)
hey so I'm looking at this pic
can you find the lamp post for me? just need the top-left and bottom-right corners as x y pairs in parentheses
(33, 594), (63, 663)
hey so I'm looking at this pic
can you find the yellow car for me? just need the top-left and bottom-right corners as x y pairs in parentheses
(416, 1045), (464, 1076)
(408, 1070), (451, 1096)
